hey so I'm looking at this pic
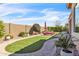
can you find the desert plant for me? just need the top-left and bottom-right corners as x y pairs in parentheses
(55, 35), (76, 50)
(55, 36), (68, 47)
(55, 34), (77, 55)
(68, 42), (76, 49)
(61, 36), (69, 49)
(55, 40), (62, 47)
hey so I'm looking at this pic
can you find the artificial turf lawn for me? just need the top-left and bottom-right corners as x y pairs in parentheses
(5, 35), (52, 53)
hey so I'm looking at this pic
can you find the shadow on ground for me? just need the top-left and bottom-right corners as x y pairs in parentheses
(9, 39), (46, 55)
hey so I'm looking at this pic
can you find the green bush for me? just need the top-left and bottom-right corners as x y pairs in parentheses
(48, 26), (67, 32)
(5, 34), (13, 40)
(75, 26), (79, 32)
(0, 21), (5, 38)
(18, 32), (28, 37)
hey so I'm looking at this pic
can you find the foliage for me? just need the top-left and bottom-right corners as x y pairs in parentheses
(55, 34), (76, 50)
(18, 32), (28, 37)
(68, 42), (76, 48)
(48, 26), (67, 32)
(55, 40), (62, 47)
(29, 24), (41, 35)
(5, 34), (13, 40)
(0, 21), (5, 38)
(55, 35), (70, 49)
(61, 36), (70, 49)
(75, 26), (79, 32)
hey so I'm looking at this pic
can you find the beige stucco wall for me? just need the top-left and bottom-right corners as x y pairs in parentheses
(4, 23), (32, 38)
(4, 23), (44, 38)
(4, 23), (9, 35)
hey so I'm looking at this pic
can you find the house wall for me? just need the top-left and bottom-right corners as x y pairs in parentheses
(4, 23), (44, 38)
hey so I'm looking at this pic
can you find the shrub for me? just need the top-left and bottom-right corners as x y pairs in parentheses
(5, 34), (13, 40)
(18, 32), (28, 37)
(75, 26), (79, 32)
(0, 21), (5, 38)
(48, 26), (67, 32)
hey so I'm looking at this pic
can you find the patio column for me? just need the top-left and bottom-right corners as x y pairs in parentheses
(71, 4), (76, 35)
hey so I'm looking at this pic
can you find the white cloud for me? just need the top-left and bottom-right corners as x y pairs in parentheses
(10, 16), (60, 23)
(42, 9), (70, 22)
(0, 4), (37, 17)
(6, 8), (69, 25)
(45, 10), (69, 17)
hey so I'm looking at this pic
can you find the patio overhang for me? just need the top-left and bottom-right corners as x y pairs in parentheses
(67, 3), (72, 9)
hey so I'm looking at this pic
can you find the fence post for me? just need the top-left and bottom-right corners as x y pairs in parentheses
(9, 23), (11, 34)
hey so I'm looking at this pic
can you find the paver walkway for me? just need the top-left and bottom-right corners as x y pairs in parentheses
(0, 35), (41, 56)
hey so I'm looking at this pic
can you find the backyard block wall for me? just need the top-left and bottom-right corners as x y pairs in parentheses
(4, 23), (44, 38)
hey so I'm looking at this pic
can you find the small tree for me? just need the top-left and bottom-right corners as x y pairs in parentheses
(29, 24), (41, 35)
(0, 21), (5, 38)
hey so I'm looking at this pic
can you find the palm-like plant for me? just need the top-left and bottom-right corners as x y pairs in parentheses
(61, 36), (70, 50)
(55, 35), (72, 50)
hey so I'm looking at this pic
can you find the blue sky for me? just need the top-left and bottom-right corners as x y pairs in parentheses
(0, 3), (70, 26)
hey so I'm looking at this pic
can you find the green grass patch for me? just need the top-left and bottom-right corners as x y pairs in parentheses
(5, 35), (52, 53)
